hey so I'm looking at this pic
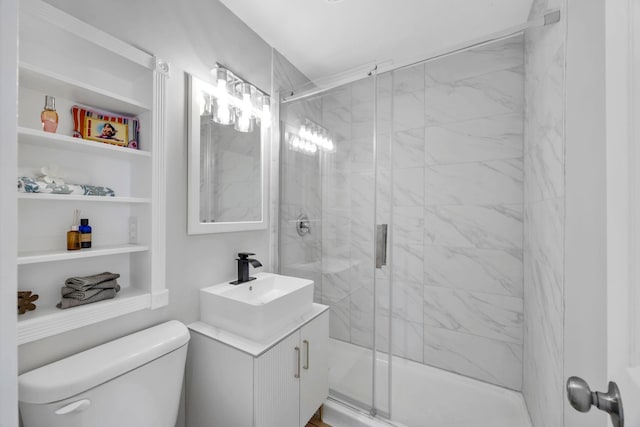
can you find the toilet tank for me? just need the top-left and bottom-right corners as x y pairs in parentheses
(19, 320), (190, 427)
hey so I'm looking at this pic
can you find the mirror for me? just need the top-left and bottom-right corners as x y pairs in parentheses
(187, 73), (269, 234)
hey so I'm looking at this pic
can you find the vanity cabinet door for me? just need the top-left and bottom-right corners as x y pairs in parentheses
(299, 311), (329, 427)
(254, 331), (300, 427)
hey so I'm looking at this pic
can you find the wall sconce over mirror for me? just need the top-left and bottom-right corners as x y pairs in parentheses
(187, 71), (270, 234)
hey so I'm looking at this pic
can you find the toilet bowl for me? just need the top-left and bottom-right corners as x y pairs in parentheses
(19, 320), (190, 427)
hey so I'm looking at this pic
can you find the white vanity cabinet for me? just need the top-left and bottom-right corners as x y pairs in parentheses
(187, 305), (329, 427)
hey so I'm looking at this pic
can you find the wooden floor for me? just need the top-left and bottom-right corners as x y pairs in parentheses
(305, 420), (332, 427)
(305, 407), (332, 427)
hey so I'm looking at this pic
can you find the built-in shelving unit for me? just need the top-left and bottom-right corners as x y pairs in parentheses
(16, 0), (169, 345)
(18, 127), (152, 158)
(18, 244), (150, 265)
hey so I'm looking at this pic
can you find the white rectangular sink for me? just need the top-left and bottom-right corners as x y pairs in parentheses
(200, 272), (314, 341)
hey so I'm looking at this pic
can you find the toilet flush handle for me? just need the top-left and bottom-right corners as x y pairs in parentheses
(54, 399), (91, 415)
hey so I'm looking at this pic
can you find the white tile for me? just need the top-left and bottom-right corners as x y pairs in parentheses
(424, 246), (523, 297)
(393, 91), (425, 131)
(424, 204), (523, 252)
(392, 206), (424, 246)
(524, 128), (564, 202)
(349, 137), (375, 173)
(393, 128), (425, 169)
(426, 113), (523, 165)
(322, 270), (351, 303)
(393, 64), (425, 94)
(393, 167), (424, 207)
(329, 296), (351, 342)
(323, 106), (352, 142)
(423, 286), (523, 344)
(425, 34), (524, 84)
(391, 243), (424, 283)
(350, 286), (374, 348)
(423, 326), (523, 390)
(425, 66), (524, 125)
(425, 158), (523, 206)
(376, 315), (423, 363)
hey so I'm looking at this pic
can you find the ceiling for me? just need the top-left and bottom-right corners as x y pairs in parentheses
(219, 0), (535, 85)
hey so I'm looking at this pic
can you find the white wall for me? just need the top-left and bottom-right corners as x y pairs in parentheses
(0, 0), (19, 425)
(564, 0), (607, 426)
(17, 0), (275, 374)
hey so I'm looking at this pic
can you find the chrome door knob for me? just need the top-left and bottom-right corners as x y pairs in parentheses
(566, 376), (624, 427)
(567, 376), (593, 412)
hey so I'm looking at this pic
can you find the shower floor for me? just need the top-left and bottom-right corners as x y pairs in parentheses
(326, 338), (532, 427)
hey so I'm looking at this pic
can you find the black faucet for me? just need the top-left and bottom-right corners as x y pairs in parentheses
(230, 252), (262, 284)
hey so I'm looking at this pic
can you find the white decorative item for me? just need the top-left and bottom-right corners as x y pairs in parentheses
(39, 165), (64, 185)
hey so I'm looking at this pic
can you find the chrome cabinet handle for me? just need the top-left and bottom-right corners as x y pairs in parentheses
(303, 339), (309, 370)
(294, 346), (301, 378)
(567, 376), (624, 427)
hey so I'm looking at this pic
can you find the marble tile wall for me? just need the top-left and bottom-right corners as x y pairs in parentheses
(271, 49), (312, 271)
(279, 34), (530, 395)
(522, 0), (566, 426)
(314, 36), (526, 391)
(278, 96), (323, 296)
(418, 35), (525, 390)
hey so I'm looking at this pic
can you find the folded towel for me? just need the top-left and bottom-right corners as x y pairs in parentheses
(61, 282), (120, 300)
(65, 272), (120, 291)
(17, 176), (115, 197)
(57, 288), (118, 309)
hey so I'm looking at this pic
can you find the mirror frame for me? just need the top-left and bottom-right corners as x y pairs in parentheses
(187, 74), (268, 234)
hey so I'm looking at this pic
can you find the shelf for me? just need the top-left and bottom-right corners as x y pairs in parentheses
(19, 62), (151, 115)
(18, 193), (151, 204)
(18, 244), (149, 265)
(17, 287), (151, 345)
(18, 127), (151, 159)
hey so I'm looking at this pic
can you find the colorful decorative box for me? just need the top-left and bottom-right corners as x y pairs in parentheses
(71, 105), (139, 149)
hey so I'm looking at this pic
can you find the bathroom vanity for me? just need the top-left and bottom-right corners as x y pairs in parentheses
(186, 274), (329, 427)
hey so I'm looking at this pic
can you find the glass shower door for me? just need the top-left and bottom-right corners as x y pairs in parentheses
(279, 76), (385, 415)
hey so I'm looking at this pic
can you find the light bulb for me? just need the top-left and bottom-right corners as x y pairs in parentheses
(262, 95), (271, 127)
(213, 98), (234, 125)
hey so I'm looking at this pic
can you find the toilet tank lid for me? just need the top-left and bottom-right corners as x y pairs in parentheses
(19, 320), (190, 404)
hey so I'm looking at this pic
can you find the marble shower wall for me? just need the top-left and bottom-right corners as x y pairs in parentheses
(279, 96), (324, 299)
(314, 36), (526, 391)
(522, 0), (566, 426)
(418, 35), (524, 390)
(279, 35), (528, 393)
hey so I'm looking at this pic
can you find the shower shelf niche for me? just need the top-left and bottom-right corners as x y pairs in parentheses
(16, 0), (169, 345)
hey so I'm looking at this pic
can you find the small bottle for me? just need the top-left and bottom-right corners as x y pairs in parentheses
(67, 225), (80, 251)
(41, 95), (58, 133)
(79, 218), (92, 249)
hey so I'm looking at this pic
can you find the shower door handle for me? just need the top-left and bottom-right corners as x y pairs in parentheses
(567, 376), (624, 427)
(376, 224), (388, 269)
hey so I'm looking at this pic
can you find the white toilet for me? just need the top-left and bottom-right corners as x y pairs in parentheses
(18, 320), (190, 427)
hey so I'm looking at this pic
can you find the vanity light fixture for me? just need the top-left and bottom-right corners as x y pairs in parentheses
(234, 82), (255, 133)
(211, 67), (235, 125)
(208, 65), (271, 132)
(288, 120), (334, 155)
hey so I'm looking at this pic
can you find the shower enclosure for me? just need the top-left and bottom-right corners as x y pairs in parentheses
(278, 29), (551, 426)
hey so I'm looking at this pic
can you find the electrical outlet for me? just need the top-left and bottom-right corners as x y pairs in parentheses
(128, 216), (138, 244)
